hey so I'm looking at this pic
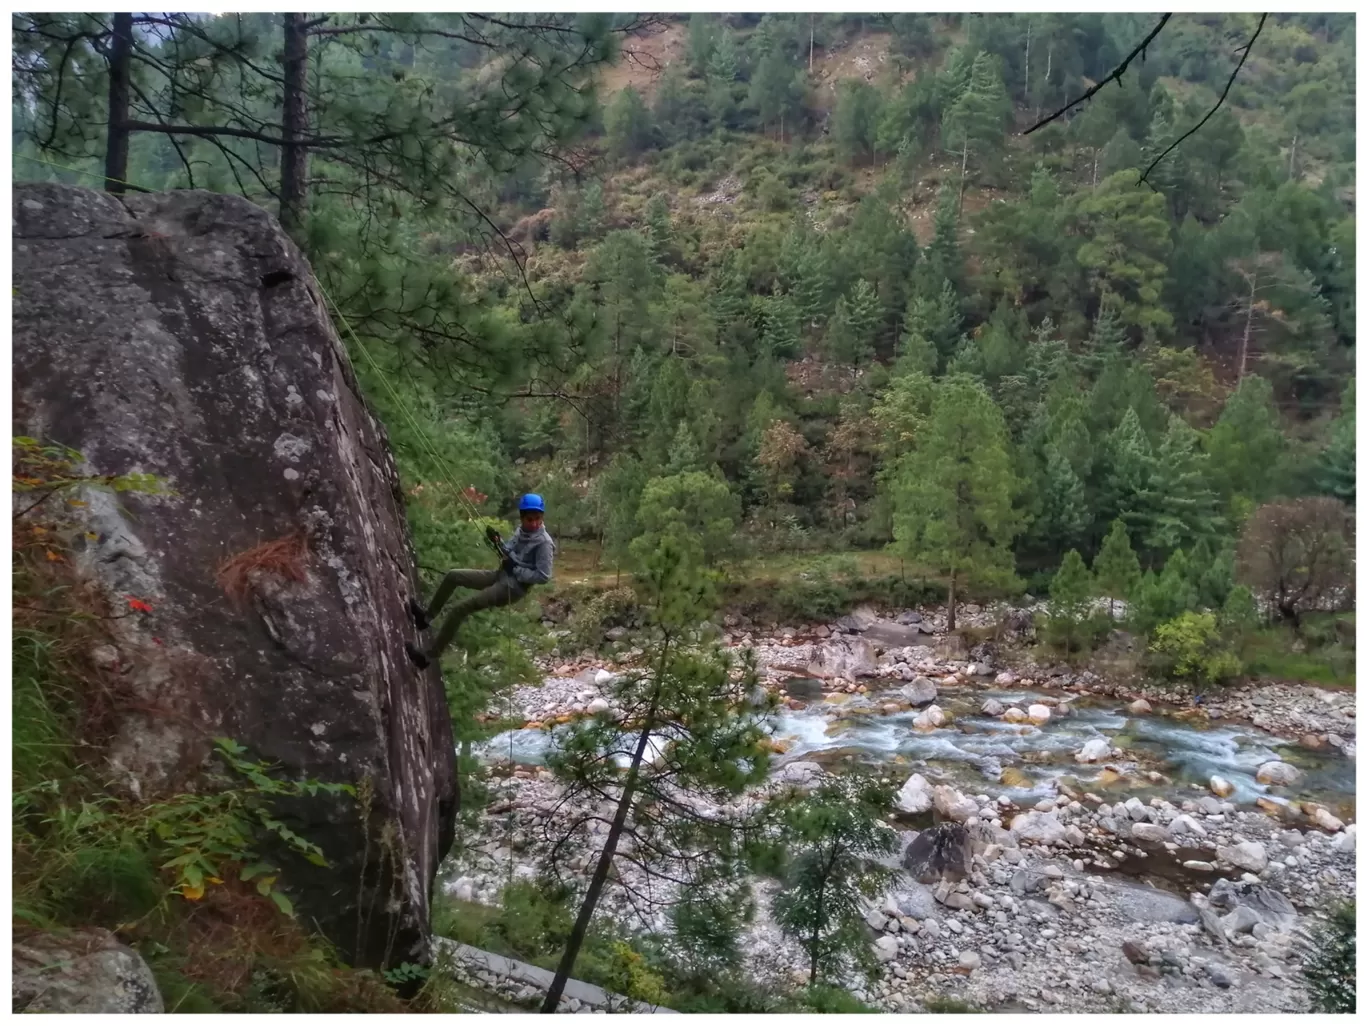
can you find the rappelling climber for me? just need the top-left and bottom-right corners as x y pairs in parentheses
(405, 493), (555, 670)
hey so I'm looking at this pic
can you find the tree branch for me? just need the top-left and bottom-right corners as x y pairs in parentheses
(1023, 14), (1172, 135)
(1138, 14), (1268, 186)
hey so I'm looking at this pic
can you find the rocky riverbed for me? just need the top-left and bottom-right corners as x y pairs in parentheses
(450, 604), (1356, 1013)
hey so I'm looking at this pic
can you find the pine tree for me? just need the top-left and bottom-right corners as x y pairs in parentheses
(605, 85), (655, 159)
(896, 329), (939, 378)
(920, 187), (964, 291)
(831, 79), (882, 166)
(902, 278), (962, 370)
(1102, 407), (1156, 531)
(1080, 296), (1127, 378)
(790, 243), (833, 330)
(645, 194), (673, 266)
(1129, 550), (1200, 636)
(772, 775), (895, 988)
(889, 375), (1022, 630)
(540, 538), (773, 1011)
(1317, 381), (1355, 504)
(666, 420), (703, 474)
(687, 13), (717, 76)
(706, 29), (740, 125)
(1047, 549), (1095, 654)
(1034, 444), (1090, 557)
(759, 290), (802, 360)
(1093, 519), (1142, 617)
(1137, 415), (1222, 558)
(1205, 375), (1286, 503)
(825, 280), (881, 364)
(941, 51), (1010, 207)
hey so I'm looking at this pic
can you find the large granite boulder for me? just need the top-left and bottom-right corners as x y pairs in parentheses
(13, 927), (162, 1013)
(11, 184), (456, 969)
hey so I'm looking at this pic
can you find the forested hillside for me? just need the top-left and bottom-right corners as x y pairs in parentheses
(15, 12), (1354, 588)
(11, 11), (1357, 1013)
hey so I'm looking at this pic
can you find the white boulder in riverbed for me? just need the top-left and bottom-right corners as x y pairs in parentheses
(1209, 775), (1235, 797)
(932, 785), (979, 823)
(902, 677), (938, 706)
(1027, 704), (1052, 725)
(1217, 841), (1268, 873)
(1009, 810), (1067, 845)
(587, 697), (611, 715)
(873, 935), (898, 962)
(1310, 806), (1345, 832)
(913, 705), (947, 730)
(1255, 761), (1302, 786)
(1003, 707), (1028, 724)
(1075, 738), (1112, 763)
(1128, 698), (1153, 715)
(895, 773), (934, 814)
(981, 698), (1005, 716)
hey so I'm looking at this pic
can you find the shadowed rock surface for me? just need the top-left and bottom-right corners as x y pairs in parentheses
(11, 183), (456, 968)
(902, 822), (972, 884)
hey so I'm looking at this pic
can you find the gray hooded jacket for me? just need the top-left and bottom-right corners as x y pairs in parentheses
(503, 525), (556, 589)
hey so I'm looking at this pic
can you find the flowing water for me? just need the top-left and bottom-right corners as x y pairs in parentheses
(478, 682), (1356, 818)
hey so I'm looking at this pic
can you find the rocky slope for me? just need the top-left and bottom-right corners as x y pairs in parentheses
(447, 604), (1354, 1011)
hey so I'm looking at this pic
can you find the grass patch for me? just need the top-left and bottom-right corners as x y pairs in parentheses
(1242, 613), (1355, 689)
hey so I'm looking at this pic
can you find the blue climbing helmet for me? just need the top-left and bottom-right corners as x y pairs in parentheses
(519, 493), (545, 514)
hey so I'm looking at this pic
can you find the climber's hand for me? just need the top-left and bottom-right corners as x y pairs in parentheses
(485, 526), (502, 547)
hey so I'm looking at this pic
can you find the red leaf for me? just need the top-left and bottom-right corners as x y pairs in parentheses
(128, 598), (154, 613)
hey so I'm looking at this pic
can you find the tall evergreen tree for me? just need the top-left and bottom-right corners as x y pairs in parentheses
(1093, 518), (1142, 616)
(889, 375), (1022, 630)
(1205, 374), (1286, 504)
(1137, 415), (1223, 558)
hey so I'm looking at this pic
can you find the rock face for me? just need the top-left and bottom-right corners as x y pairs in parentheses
(13, 928), (163, 1013)
(11, 185), (456, 968)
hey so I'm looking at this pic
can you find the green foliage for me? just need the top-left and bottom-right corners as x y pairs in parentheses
(605, 86), (656, 159)
(1093, 519), (1142, 614)
(1303, 902), (1356, 1013)
(1147, 611), (1242, 685)
(1127, 550), (1200, 637)
(1205, 376), (1286, 503)
(631, 470), (739, 568)
(888, 375), (1022, 625)
(771, 775), (895, 986)
(831, 79), (883, 166)
(1045, 549), (1096, 655)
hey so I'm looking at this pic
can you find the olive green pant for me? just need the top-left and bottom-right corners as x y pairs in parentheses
(423, 569), (524, 660)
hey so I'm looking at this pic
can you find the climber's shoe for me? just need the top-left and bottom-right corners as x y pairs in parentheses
(408, 598), (430, 631)
(405, 642), (430, 670)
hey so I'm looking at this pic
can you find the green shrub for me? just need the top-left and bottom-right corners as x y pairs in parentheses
(1147, 611), (1243, 685)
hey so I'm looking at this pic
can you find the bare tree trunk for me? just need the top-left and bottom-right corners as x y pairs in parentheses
(1092, 149), (1099, 187)
(1288, 131), (1298, 182)
(947, 568), (957, 632)
(103, 12), (134, 193)
(1023, 19), (1031, 108)
(1238, 273), (1256, 383)
(279, 13), (310, 234)
(809, 15), (814, 72)
(1040, 43), (1052, 121)
(958, 139), (968, 216)
(542, 644), (670, 1013)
